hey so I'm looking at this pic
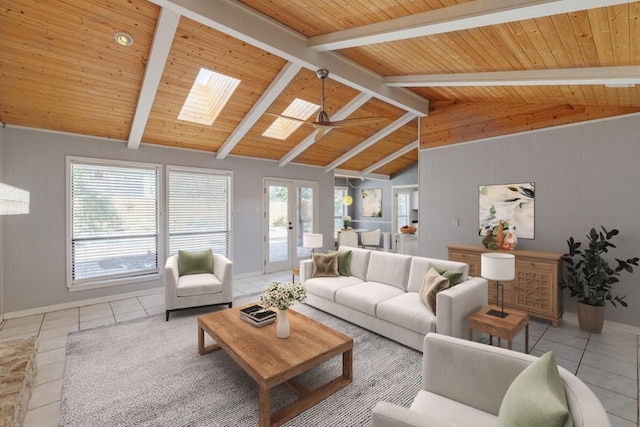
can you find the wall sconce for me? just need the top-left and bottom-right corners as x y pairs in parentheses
(0, 182), (30, 215)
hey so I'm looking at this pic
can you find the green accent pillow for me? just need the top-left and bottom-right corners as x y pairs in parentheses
(499, 352), (572, 427)
(434, 266), (464, 285)
(337, 250), (352, 276)
(178, 249), (214, 277)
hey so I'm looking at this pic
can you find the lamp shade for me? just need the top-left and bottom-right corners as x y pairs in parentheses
(303, 233), (323, 249)
(342, 195), (353, 206)
(481, 253), (515, 281)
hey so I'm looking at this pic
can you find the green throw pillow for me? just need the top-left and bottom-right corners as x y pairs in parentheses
(178, 249), (214, 277)
(434, 266), (464, 285)
(337, 250), (352, 276)
(499, 352), (572, 427)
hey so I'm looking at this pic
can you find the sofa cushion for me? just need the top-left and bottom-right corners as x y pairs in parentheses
(407, 257), (469, 292)
(335, 282), (405, 316)
(434, 266), (464, 286)
(377, 292), (436, 334)
(177, 273), (222, 297)
(311, 253), (339, 277)
(304, 276), (363, 301)
(178, 249), (213, 276)
(365, 251), (412, 290)
(499, 352), (572, 427)
(339, 246), (370, 280)
(337, 250), (352, 276)
(420, 267), (450, 314)
(409, 390), (498, 427)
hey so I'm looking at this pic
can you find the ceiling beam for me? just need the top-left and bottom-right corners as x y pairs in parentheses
(149, 0), (429, 116)
(360, 140), (419, 175)
(324, 113), (415, 172)
(127, 8), (180, 150)
(216, 62), (301, 159)
(278, 93), (372, 167)
(334, 170), (390, 180)
(310, 0), (633, 51)
(383, 66), (640, 87)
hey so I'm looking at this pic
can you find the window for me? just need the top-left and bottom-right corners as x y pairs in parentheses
(334, 187), (348, 234)
(263, 98), (319, 140)
(178, 68), (241, 126)
(167, 167), (232, 257)
(397, 192), (410, 228)
(68, 158), (160, 289)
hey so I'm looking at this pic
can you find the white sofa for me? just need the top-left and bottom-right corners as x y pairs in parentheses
(299, 247), (488, 351)
(372, 333), (611, 427)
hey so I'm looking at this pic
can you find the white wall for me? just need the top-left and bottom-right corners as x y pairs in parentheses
(0, 127), (4, 317)
(1, 127), (334, 313)
(419, 113), (640, 327)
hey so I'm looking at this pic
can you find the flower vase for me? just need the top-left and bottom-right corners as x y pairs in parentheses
(343, 220), (349, 230)
(277, 309), (290, 338)
(505, 226), (518, 250)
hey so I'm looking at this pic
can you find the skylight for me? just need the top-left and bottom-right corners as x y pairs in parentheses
(178, 68), (241, 126)
(263, 98), (319, 140)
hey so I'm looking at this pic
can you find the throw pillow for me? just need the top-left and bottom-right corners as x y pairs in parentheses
(312, 253), (339, 278)
(434, 266), (465, 285)
(178, 249), (214, 277)
(418, 267), (450, 314)
(337, 250), (352, 276)
(499, 352), (572, 427)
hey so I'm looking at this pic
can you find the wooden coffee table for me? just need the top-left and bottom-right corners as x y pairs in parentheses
(197, 304), (353, 427)
(468, 304), (529, 353)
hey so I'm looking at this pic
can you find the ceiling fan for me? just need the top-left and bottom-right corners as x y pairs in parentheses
(266, 69), (386, 141)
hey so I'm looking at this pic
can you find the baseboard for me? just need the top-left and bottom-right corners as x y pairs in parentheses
(3, 287), (163, 320)
(563, 311), (640, 335)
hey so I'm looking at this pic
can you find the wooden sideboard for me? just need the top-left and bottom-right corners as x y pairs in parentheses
(447, 244), (564, 326)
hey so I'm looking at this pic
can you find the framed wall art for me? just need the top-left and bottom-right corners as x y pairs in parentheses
(361, 188), (382, 217)
(478, 182), (535, 239)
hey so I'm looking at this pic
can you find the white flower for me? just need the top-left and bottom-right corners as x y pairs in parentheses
(342, 215), (351, 221)
(259, 281), (307, 311)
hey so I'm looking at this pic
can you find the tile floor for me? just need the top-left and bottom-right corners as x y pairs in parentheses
(0, 270), (638, 427)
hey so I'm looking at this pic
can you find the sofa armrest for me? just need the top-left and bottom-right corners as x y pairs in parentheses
(300, 259), (314, 283)
(372, 402), (431, 427)
(213, 253), (233, 302)
(435, 277), (488, 339)
(163, 255), (180, 310)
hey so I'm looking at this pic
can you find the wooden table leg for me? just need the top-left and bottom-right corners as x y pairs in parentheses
(498, 337), (502, 347)
(468, 328), (473, 341)
(343, 349), (353, 381)
(259, 386), (271, 427)
(525, 324), (529, 354)
(198, 325), (204, 355)
(507, 339), (512, 350)
(489, 335), (493, 345)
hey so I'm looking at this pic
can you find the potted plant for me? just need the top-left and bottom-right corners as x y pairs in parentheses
(562, 226), (639, 333)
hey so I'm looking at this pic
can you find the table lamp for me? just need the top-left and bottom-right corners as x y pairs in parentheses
(481, 252), (515, 318)
(303, 233), (323, 257)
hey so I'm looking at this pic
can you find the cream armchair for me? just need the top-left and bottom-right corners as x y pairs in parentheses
(372, 333), (610, 427)
(164, 252), (233, 321)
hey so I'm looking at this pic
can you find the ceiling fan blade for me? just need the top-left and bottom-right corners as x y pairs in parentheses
(314, 128), (328, 142)
(264, 112), (314, 126)
(322, 116), (387, 128)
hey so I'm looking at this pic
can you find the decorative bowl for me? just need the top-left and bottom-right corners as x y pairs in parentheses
(400, 226), (417, 234)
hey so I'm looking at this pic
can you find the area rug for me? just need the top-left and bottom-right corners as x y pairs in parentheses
(60, 296), (422, 426)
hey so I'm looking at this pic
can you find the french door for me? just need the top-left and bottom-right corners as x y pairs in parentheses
(263, 179), (319, 273)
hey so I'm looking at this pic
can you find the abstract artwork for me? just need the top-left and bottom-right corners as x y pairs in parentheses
(479, 182), (535, 239)
(361, 188), (382, 217)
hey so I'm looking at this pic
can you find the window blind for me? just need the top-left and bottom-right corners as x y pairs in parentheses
(70, 161), (159, 285)
(168, 168), (231, 257)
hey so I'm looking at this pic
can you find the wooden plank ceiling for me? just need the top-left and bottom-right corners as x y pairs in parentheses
(1, 0), (639, 179)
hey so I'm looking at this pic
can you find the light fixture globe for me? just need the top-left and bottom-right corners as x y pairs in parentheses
(341, 195), (353, 206)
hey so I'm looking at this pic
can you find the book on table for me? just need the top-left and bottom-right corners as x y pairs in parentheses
(240, 304), (276, 324)
(240, 315), (276, 328)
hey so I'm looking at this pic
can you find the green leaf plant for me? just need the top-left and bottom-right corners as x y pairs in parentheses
(562, 227), (639, 307)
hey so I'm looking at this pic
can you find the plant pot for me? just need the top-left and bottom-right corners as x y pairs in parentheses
(577, 302), (605, 333)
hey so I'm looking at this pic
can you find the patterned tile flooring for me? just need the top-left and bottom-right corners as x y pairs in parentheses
(0, 270), (638, 426)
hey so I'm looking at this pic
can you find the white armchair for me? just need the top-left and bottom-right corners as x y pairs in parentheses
(337, 229), (358, 247)
(372, 333), (610, 427)
(164, 252), (233, 321)
(361, 229), (381, 250)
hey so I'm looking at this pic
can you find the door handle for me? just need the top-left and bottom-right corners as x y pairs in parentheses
(288, 221), (293, 230)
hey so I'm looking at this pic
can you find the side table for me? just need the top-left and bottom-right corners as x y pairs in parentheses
(468, 305), (529, 353)
(291, 267), (300, 282)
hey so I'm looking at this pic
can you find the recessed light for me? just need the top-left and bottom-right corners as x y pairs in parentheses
(113, 32), (134, 47)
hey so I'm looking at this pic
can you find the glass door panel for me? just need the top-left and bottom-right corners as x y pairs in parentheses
(266, 182), (291, 272)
